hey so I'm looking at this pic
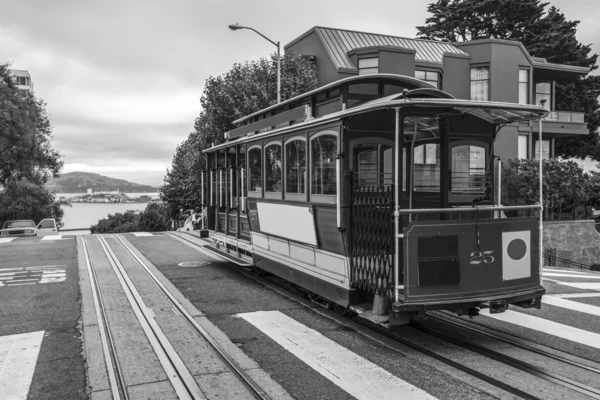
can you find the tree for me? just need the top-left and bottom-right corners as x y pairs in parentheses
(0, 179), (69, 227)
(0, 63), (63, 186)
(502, 158), (589, 219)
(417, 1), (600, 160)
(161, 52), (317, 213)
(138, 203), (171, 232)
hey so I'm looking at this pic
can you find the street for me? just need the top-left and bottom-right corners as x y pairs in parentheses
(1, 233), (600, 399)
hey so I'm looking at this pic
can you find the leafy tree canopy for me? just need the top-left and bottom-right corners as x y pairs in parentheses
(0, 62), (63, 186)
(0, 179), (68, 227)
(418, 0), (600, 160)
(89, 203), (171, 233)
(161, 52), (317, 212)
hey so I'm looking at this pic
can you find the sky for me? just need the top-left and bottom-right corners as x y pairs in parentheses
(2, 0), (599, 187)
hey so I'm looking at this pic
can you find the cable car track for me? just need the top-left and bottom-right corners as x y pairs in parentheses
(169, 231), (600, 399)
(82, 235), (270, 400)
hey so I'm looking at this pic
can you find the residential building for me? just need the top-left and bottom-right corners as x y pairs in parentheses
(285, 27), (589, 161)
(8, 69), (33, 93)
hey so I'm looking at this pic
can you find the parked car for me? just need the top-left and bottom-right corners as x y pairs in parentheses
(36, 218), (59, 236)
(0, 220), (37, 237)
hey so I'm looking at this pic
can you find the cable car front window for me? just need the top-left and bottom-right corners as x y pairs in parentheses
(451, 145), (486, 194)
(404, 116), (440, 192)
(311, 133), (337, 196)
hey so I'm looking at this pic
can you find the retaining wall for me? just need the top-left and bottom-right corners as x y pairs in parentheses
(543, 220), (600, 268)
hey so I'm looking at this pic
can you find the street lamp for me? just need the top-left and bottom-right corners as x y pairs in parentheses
(229, 23), (281, 104)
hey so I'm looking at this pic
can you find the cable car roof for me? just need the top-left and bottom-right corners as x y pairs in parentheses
(206, 94), (549, 153)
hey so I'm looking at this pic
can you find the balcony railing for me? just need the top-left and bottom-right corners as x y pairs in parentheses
(544, 111), (585, 123)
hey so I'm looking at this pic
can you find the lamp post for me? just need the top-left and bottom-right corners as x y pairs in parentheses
(229, 23), (281, 104)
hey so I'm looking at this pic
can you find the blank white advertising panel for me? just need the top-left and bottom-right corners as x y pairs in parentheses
(256, 202), (318, 246)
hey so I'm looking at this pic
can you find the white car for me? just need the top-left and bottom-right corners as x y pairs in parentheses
(36, 218), (59, 236)
(0, 220), (37, 237)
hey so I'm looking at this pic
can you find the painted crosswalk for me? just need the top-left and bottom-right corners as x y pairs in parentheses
(480, 308), (600, 349)
(0, 265), (67, 287)
(0, 330), (45, 400)
(0, 238), (16, 244)
(240, 310), (437, 400)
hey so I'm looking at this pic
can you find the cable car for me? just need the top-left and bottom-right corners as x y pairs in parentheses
(201, 74), (547, 325)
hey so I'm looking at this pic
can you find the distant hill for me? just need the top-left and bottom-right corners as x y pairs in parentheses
(46, 172), (159, 193)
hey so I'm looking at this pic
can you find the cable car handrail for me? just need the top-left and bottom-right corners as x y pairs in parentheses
(397, 204), (541, 214)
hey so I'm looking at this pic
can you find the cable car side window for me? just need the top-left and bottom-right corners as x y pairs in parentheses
(310, 131), (337, 202)
(285, 136), (306, 199)
(265, 141), (282, 195)
(248, 145), (262, 197)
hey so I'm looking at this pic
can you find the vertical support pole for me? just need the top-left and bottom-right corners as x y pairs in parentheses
(336, 157), (341, 229)
(394, 108), (401, 304)
(241, 167), (245, 212)
(209, 170), (213, 206)
(538, 116), (544, 281)
(236, 145), (240, 241)
(201, 171), (205, 230)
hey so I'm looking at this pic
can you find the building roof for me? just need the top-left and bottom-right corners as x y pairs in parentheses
(286, 26), (469, 71)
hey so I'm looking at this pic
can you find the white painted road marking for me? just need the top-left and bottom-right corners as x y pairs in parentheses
(0, 238), (16, 244)
(0, 330), (45, 400)
(41, 235), (62, 241)
(480, 309), (600, 349)
(544, 279), (600, 291)
(131, 232), (154, 237)
(543, 272), (600, 280)
(550, 293), (600, 299)
(239, 310), (437, 400)
(543, 268), (590, 274)
(542, 296), (600, 317)
(0, 266), (66, 287)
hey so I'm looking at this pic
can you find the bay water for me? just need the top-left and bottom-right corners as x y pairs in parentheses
(57, 193), (159, 230)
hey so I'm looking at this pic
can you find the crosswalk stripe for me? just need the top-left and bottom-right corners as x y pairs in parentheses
(543, 272), (600, 280)
(542, 296), (600, 317)
(546, 280), (600, 291)
(0, 238), (15, 244)
(0, 330), (45, 399)
(131, 232), (154, 237)
(480, 309), (600, 349)
(41, 235), (62, 241)
(239, 310), (437, 400)
(550, 293), (600, 298)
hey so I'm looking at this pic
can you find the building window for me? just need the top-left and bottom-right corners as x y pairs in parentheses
(415, 70), (440, 89)
(264, 142), (282, 193)
(470, 66), (489, 101)
(358, 58), (378, 75)
(518, 135), (528, 159)
(248, 146), (262, 192)
(535, 82), (552, 110)
(518, 69), (529, 105)
(311, 133), (337, 195)
(285, 138), (306, 194)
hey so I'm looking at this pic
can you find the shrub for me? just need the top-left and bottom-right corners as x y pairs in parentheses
(591, 263), (600, 271)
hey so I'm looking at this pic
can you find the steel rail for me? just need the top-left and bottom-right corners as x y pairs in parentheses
(169, 232), (542, 400)
(97, 236), (204, 400)
(114, 234), (271, 400)
(351, 317), (543, 400)
(410, 319), (600, 399)
(81, 237), (128, 400)
(430, 312), (600, 375)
